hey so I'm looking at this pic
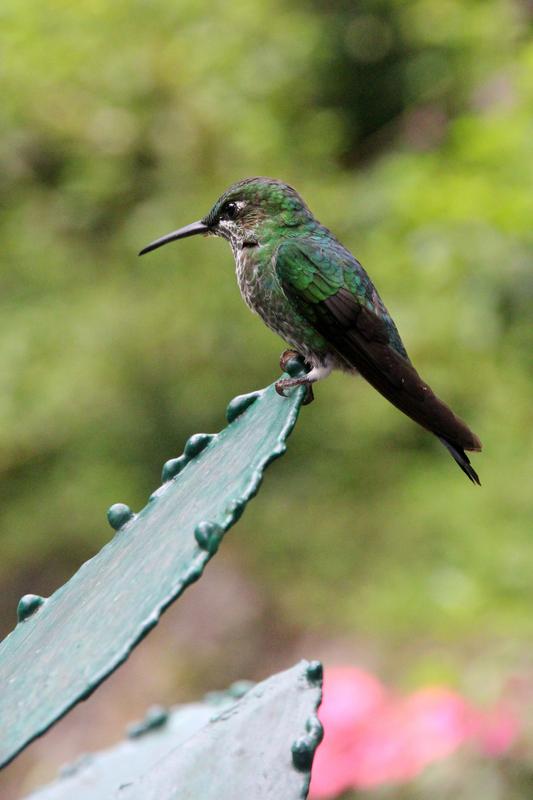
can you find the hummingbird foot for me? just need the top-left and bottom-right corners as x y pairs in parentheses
(278, 349), (314, 403)
(276, 356), (333, 405)
(302, 384), (315, 405)
(275, 376), (315, 405)
(279, 349), (301, 373)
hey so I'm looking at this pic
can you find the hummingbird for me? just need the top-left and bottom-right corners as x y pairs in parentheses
(140, 177), (482, 484)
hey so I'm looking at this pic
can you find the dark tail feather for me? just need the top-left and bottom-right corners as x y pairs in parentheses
(318, 312), (483, 483)
(438, 437), (481, 486)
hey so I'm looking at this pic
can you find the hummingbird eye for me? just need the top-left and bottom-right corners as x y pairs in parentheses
(222, 201), (238, 221)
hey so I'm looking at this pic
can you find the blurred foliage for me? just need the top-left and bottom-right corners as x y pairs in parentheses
(1, 0), (532, 704)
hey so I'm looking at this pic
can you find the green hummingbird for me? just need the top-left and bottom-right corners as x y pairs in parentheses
(140, 177), (482, 484)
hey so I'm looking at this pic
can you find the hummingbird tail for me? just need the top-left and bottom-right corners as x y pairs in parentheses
(438, 437), (481, 486)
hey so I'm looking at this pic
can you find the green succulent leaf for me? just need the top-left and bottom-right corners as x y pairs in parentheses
(0, 380), (304, 768)
(25, 661), (323, 800)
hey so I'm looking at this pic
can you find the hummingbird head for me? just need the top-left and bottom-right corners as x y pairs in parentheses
(139, 177), (314, 256)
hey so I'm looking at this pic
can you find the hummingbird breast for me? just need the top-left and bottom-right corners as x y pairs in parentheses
(233, 244), (333, 366)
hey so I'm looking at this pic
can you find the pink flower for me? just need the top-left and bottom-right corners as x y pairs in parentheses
(310, 668), (386, 797)
(475, 703), (519, 757)
(310, 667), (519, 798)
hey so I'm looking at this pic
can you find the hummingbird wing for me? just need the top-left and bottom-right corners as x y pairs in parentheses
(275, 237), (482, 483)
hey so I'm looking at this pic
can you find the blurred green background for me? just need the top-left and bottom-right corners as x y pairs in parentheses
(1, 0), (532, 796)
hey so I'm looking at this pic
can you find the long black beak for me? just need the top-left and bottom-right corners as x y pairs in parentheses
(139, 220), (209, 256)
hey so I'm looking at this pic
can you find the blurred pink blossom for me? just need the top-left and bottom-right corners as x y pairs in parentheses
(310, 667), (519, 798)
(475, 704), (519, 757)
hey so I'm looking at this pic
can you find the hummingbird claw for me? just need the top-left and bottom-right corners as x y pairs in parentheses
(302, 384), (314, 405)
(275, 377), (314, 405)
(275, 380), (290, 398)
